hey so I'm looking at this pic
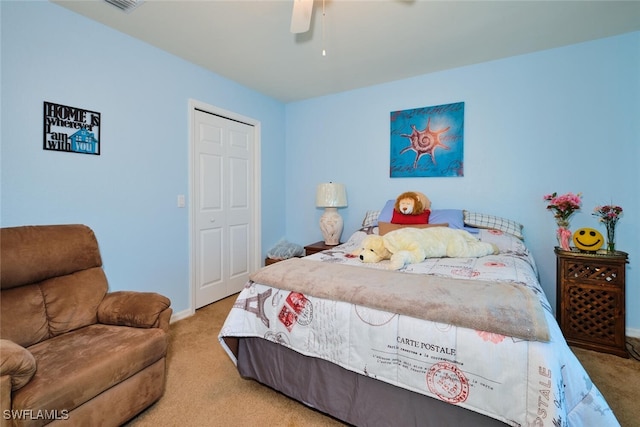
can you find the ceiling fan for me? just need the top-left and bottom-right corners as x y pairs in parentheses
(290, 0), (314, 33)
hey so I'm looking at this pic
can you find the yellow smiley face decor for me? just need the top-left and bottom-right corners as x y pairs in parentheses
(572, 228), (604, 252)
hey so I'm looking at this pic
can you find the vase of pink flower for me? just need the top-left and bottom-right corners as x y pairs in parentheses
(593, 204), (623, 252)
(543, 192), (582, 251)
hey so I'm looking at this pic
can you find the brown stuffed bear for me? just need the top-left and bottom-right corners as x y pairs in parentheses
(392, 191), (431, 224)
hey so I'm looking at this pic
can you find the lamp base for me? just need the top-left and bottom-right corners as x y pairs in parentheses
(319, 207), (343, 246)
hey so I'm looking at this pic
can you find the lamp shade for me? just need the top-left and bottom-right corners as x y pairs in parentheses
(316, 183), (347, 208)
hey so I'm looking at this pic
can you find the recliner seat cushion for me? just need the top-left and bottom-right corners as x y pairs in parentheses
(12, 324), (167, 416)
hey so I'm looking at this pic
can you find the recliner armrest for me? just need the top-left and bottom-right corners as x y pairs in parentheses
(0, 339), (36, 391)
(98, 291), (172, 332)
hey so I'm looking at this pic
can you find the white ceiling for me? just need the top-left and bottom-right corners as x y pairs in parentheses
(53, 0), (640, 103)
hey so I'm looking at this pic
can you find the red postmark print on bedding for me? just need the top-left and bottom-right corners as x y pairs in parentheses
(278, 292), (313, 331)
(286, 292), (313, 326)
(426, 362), (469, 404)
(286, 292), (308, 313)
(278, 305), (297, 331)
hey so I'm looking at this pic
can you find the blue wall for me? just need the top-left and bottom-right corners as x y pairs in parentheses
(1, 1), (287, 315)
(284, 33), (640, 333)
(2, 2), (638, 333)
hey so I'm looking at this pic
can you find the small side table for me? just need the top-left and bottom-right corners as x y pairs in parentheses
(555, 247), (629, 358)
(304, 241), (341, 256)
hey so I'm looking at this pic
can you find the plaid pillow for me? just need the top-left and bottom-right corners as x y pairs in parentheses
(463, 211), (524, 240)
(361, 210), (381, 227)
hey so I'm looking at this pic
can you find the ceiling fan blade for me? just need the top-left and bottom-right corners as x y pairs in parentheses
(290, 0), (313, 33)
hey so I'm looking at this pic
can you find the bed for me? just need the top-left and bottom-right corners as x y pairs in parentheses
(219, 207), (620, 427)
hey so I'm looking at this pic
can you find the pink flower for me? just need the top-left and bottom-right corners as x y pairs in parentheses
(593, 205), (623, 226)
(543, 192), (582, 221)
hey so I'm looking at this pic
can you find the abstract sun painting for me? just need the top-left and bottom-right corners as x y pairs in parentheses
(390, 102), (464, 178)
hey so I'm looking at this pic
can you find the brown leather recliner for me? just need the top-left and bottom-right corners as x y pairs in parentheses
(0, 225), (172, 427)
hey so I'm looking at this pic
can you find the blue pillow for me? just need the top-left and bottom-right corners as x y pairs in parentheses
(430, 209), (464, 229)
(378, 200), (395, 223)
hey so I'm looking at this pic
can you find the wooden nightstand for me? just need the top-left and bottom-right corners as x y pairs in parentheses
(304, 241), (341, 256)
(555, 247), (629, 358)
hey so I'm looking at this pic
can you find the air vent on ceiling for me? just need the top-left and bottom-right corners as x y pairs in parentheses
(104, 0), (144, 14)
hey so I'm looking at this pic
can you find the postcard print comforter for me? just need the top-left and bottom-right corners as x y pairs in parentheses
(219, 228), (619, 427)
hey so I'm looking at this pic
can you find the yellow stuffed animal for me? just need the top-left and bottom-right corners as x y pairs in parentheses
(352, 227), (498, 270)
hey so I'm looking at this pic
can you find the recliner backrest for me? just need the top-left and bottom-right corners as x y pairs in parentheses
(0, 225), (108, 347)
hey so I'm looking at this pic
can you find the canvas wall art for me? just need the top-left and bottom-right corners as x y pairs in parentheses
(390, 102), (464, 178)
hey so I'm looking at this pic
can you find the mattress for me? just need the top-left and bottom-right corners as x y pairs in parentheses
(219, 227), (619, 426)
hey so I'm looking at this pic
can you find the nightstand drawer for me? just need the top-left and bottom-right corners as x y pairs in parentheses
(265, 256), (301, 266)
(304, 241), (340, 256)
(560, 258), (625, 287)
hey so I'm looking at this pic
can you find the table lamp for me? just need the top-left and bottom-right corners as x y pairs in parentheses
(316, 182), (347, 245)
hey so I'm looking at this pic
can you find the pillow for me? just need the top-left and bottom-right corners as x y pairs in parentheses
(476, 229), (528, 255)
(377, 203), (473, 231)
(361, 210), (380, 227)
(463, 211), (524, 240)
(378, 221), (448, 236)
(378, 200), (395, 223)
(429, 209), (465, 230)
(391, 209), (430, 224)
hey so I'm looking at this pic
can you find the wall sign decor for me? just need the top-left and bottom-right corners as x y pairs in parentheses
(390, 101), (464, 178)
(43, 101), (101, 155)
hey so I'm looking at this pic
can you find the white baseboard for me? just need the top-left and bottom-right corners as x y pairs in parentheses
(627, 327), (640, 339)
(170, 307), (194, 324)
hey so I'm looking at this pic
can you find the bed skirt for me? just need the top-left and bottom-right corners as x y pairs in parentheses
(234, 337), (507, 427)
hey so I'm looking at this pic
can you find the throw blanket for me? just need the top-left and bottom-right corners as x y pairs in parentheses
(250, 258), (549, 341)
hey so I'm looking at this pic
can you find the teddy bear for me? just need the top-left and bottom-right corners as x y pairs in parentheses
(392, 191), (431, 224)
(352, 226), (498, 270)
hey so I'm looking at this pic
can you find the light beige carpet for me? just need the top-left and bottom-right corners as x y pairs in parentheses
(126, 295), (343, 427)
(572, 337), (640, 427)
(126, 295), (640, 427)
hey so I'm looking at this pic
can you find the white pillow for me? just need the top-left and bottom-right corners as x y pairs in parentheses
(361, 210), (381, 227)
(463, 211), (524, 240)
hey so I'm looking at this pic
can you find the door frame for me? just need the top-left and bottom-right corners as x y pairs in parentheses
(187, 99), (262, 315)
